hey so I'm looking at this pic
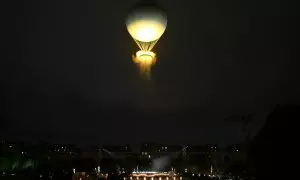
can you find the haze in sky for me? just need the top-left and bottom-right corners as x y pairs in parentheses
(1, 0), (299, 147)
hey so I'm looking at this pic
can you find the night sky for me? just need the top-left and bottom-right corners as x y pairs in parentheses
(1, 0), (299, 148)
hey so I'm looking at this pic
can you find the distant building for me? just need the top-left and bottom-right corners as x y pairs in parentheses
(140, 143), (183, 157)
(102, 144), (132, 153)
(50, 144), (79, 155)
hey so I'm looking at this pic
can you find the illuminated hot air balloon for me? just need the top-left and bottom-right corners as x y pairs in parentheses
(126, 1), (167, 79)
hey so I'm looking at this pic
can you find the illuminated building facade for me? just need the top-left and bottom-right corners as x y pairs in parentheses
(128, 171), (180, 180)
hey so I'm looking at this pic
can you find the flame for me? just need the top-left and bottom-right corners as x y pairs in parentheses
(132, 50), (157, 80)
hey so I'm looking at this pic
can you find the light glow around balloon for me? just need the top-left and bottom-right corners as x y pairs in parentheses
(127, 19), (167, 43)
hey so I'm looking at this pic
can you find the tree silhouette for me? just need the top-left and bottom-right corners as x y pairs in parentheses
(248, 104), (300, 179)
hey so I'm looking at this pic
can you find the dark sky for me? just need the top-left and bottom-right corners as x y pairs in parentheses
(1, 0), (299, 148)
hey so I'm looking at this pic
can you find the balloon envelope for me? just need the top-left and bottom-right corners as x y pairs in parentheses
(126, 6), (167, 42)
